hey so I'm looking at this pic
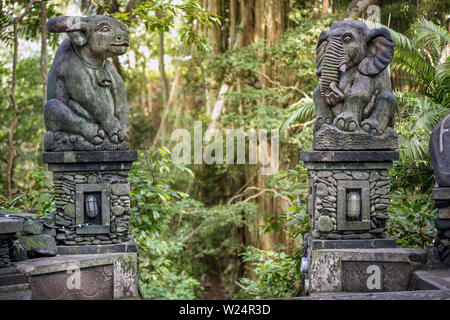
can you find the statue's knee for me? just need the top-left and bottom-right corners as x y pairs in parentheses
(378, 91), (396, 108)
(44, 99), (68, 130)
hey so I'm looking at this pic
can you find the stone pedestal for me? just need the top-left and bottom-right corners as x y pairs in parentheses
(43, 151), (138, 246)
(299, 150), (399, 240)
(0, 217), (24, 267)
(300, 234), (426, 294)
(432, 187), (450, 266)
(14, 252), (139, 300)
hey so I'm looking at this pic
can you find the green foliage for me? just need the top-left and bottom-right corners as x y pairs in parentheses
(138, 237), (202, 299)
(114, 0), (221, 52)
(130, 147), (192, 236)
(389, 191), (437, 248)
(0, 169), (54, 215)
(234, 246), (300, 299)
(260, 166), (310, 240)
(130, 147), (199, 299)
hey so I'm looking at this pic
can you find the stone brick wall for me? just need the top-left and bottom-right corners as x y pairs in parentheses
(0, 241), (9, 267)
(53, 171), (131, 245)
(308, 168), (390, 240)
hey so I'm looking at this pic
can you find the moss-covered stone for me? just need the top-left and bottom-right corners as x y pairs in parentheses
(21, 234), (57, 257)
(22, 220), (43, 235)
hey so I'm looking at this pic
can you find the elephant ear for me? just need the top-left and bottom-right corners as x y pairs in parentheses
(316, 30), (328, 76)
(47, 16), (90, 46)
(358, 28), (394, 76)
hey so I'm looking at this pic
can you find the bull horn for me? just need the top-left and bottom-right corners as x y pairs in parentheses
(47, 16), (88, 33)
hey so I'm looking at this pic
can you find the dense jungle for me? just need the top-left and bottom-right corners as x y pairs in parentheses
(0, 0), (448, 299)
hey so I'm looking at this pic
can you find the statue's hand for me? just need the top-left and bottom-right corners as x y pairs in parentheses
(102, 117), (123, 144)
(325, 83), (345, 106)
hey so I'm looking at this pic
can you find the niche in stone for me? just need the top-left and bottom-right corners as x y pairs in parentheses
(76, 184), (111, 235)
(337, 180), (370, 230)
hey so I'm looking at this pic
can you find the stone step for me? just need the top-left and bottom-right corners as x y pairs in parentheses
(0, 283), (32, 300)
(0, 266), (21, 276)
(410, 270), (450, 291)
(292, 289), (450, 300)
(0, 273), (27, 287)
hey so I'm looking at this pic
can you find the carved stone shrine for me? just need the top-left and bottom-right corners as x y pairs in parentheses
(298, 20), (401, 294)
(43, 15), (137, 246)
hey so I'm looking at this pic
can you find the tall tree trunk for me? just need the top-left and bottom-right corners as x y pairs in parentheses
(152, 28), (170, 146)
(40, 0), (47, 104)
(322, 0), (329, 16)
(7, 0), (41, 197)
(229, 0), (237, 48)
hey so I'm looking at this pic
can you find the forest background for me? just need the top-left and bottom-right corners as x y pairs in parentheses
(0, 0), (448, 299)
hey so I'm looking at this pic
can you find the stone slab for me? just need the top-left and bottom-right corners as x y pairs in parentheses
(410, 270), (450, 290)
(14, 252), (138, 299)
(0, 283), (32, 300)
(302, 162), (394, 170)
(309, 248), (427, 293)
(0, 272), (27, 287)
(314, 124), (398, 151)
(310, 238), (397, 250)
(28, 264), (114, 300)
(0, 217), (23, 235)
(75, 225), (110, 235)
(43, 150), (138, 163)
(14, 252), (134, 276)
(342, 261), (417, 292)
(57, 240), (137, 255)
(432, 188), (450, 200)
(299, 150), (399, 162)
(47, 162), (134, 172)
(292, 289), (450, 300)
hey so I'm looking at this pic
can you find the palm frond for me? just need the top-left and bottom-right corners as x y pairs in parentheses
(435, 56), (450, 108)
(280, 100), (315, 141)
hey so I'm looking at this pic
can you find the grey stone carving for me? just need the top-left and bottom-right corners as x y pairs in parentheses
(43, 150), (137, 246)
(44, 15), (130, 151)
(430, 114), (450, 266)
(313, 20), (397, 150)
(430, 114), (450, 187)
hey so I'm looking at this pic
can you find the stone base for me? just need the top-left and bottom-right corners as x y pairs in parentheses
(293, 289), (450, 300)
(57, 240), (137, 255)
(299, 150), (399, 239)
(44, 131), (129, 152)
(306, 247), (427, 294)
(314, 124), (398, 150)
(410, 270), (450, 291)
(309, 238), (397, 250)
(432, 188), (450, 267)
(43, 151), (137, 246)
(14, 252), (139, 300)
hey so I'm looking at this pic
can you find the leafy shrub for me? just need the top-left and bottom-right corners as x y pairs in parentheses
(234, 246), (300, 299)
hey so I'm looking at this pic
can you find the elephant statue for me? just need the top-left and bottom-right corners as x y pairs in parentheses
(313, 20), (396, 139)
(430, 113), (450, 187)
(44, 15), (130, 151)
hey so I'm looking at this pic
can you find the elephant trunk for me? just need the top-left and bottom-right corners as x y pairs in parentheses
(319, 36), (348, 105)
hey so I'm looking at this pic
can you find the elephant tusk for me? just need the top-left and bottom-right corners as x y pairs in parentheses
(339, 64), (346, 75)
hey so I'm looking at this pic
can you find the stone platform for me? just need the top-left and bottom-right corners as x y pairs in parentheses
(43, 151), (138, 246)
(292, 289), (450, 300)
(13, 252), (139, 300)
(300, 234), (434, 295)
(299, 150), (399, 240)
(308, 247), (427, 293)
(314, 124), (399, 151)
